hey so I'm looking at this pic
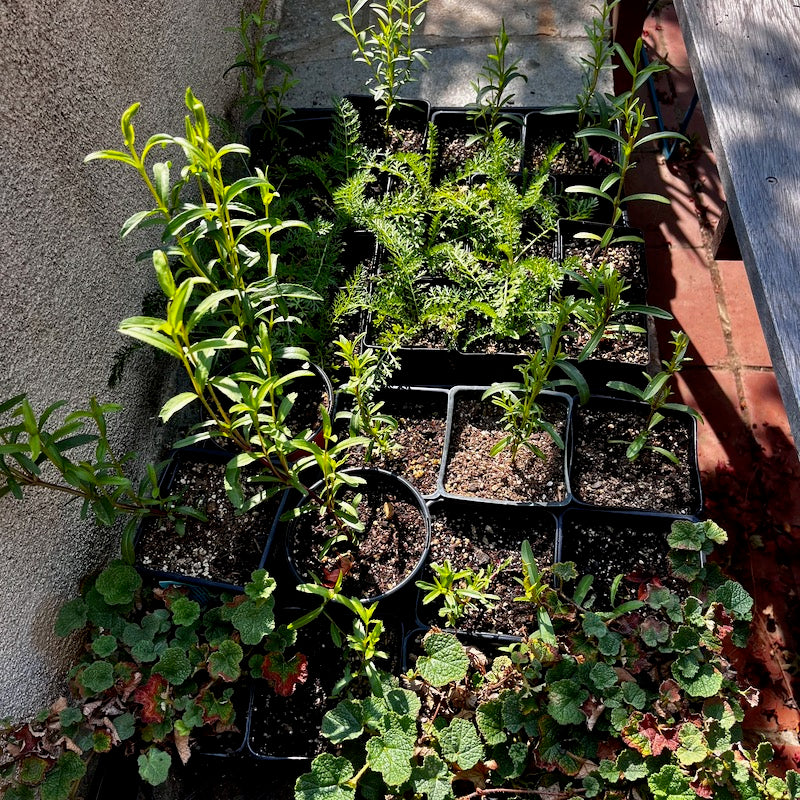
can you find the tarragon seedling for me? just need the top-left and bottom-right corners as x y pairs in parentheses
(607, 329), (702, 464)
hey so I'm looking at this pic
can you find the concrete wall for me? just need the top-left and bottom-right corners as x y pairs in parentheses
(0, 0), (273, 718)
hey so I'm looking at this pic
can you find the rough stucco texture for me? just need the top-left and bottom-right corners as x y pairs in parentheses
(0, 0), (263, 718)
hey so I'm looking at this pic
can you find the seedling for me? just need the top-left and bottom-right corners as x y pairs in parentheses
(567, 263), (672, 360)
(483, 298), (589, 461)
(416, 558), (508, 628)
(334, 333), (399, 462)
(333, 0), (430, 135)
(466, 19), (527, 144)
(607, 330), (703, 464)
(566, 38), (688, 251)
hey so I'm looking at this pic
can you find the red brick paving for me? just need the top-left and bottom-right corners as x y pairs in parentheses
(623, 1), (800, 772)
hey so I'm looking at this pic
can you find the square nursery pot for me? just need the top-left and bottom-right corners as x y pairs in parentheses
(284, 467), (431, 605)
(558, 218), (649, 302)
(567, 395), (703, 516)
(343, 385), (448, 499)
(430, 108), (523, 181)
(522, 109), (620, 179)
(559, 508), (703, 607)
(134, 450), (289, 594)
(416, 497), (558, 639)
(345, 94), (430, 154)
(246, 610), (405, 761)
(440, 386), (572, 506)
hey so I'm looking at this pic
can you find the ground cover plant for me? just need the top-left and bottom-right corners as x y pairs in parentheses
(4, 3), (799, 796)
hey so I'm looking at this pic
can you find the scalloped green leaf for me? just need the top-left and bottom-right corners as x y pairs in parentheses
(409, 753), (452, 800)
(170, 595), (201, 627)
(416, 632), (468, 687)
(365, 713), (415, 786)
(476, 698), (507, 745)
(94, 561), (141, 606)
(676, 722), (707, 765)
(590, 662), (617, 691)
(438, 716), (483, 770)
(137, 749), (172, 786)
(91, 635), (118, 658)
(672, 662), (723, 698)
(295, 754), (355, 800)
(647, 764), (695, 800)
(712, 580), (753, 619)
(153, 646), (192, 685)
(78, 661), (114, 694)
(40, 753), (85, 800)
(492, 740), (528, 780)
(231, 597), (276, 645)
(55, 598), (87, 637)
(245, 569), (277, 600)
(547, 679), (588, 725)
(322, 700), (364, 744)
(207, 639), (243, 682)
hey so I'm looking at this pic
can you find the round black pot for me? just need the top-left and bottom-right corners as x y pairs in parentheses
(284, 467), (432, 604)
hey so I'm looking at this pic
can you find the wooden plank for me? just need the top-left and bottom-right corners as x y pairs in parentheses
(674, 0), (800, 448)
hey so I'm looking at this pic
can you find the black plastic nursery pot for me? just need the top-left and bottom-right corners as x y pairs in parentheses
(246, 108), (335, 174)
(245, 611), (344, 762)
(284, 467), (432, 604)
(567, 394), (703, 516)
(522, 109), (619, 178)
(344, 385), (448, 499)
(429, 108), (524, 180)
(441, 386), (572, 506)
(246, 609), (406, 761)
(416, 497), (558, 639)
(134, 450), (289, 594)
(344, 95), (430, 154)
(559, 507), (703, 607)
(558, 218), (649, 302)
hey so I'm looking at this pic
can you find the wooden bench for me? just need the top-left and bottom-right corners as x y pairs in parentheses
(618, 0), (800, 449)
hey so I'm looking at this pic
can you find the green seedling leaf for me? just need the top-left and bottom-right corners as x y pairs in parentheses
(153, 647), (192, 685)
(547, 679), (589, 725)
(78, 661), (115, 694)
(94, 561), (141, 606)
(416, 632), (469, 686)
(365, 713), (415, 786)
(208, 639), (243, 682)
(137, 749), (172, 787)
(438, 716), (484, 770)
(170, 595), (201, 627)
(322, 699), (364, 744)
(295, 754), (355, 800)
(91, 634), (118, 658)
(231, 597), (276, 645)
(476, 698), (507, 745)
(647, 764), (695, 800)
(55, 598), (87, 637)
(40, 752), (85, 800)
(712, 580), (754, 619)
(409, 754), (452, 800)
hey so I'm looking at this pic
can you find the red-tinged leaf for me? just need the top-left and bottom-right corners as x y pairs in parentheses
(261, 652), (308, 697)
(321, 554), (354, 588)
(132, 675), (168, 724)
(690, 778), (714, 798)
(626, 713), (680, 756)
(588, 147), (612, 167)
